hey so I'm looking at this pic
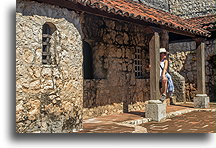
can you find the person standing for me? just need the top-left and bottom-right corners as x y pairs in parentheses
(159, 48), (174, 104)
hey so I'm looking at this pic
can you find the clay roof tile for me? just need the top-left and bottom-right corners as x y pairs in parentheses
(55, 0), (212, 37)
(185, 14), (216, 31)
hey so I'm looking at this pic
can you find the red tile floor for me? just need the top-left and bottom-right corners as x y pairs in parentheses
(78, 102), (216, 133)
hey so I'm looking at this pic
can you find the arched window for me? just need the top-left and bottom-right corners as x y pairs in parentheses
(42, 22), (56, 65)
(83, 41), (94, 79)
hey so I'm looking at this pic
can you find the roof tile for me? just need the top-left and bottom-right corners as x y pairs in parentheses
(185, 14), (216, 30)
(74, 0), (210, 37)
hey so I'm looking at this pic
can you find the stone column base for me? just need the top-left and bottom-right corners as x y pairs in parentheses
(145, 100), (166, 121)
(194, 94), (210, 108)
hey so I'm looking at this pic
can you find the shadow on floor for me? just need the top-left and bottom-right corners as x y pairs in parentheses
(127, 111), (145, 117)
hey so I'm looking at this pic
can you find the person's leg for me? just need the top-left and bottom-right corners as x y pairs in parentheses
(162, 78), (168, 95)
(168, 92), (175, 105)
(160, 78), (167, 102)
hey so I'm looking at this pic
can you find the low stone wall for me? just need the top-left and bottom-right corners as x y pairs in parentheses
(169, 68), (186, 102)
(205, 40), (216, 101)
(16, 0), (83, 133)
(83, 79), (150, 119)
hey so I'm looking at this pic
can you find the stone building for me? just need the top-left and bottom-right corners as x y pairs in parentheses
(16, 0), (212, 133)
(132, 0), (216, 102)
(167, 0), (216, 102)
(169, 15), (215, 102)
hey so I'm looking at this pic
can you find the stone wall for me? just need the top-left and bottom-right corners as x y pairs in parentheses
(205, 39), (216, 101)
(82, 14), (150, 119)
(169, 42), (198, 102)
(169, 39), (216, 102)
(132, 0), (215, 18)
(168, 0), (215, 18)
(169, 68), (186, 102)
(131, 0), (169, 11)
(16, 0), (83, 133)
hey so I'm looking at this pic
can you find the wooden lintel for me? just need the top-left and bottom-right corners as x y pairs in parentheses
(150, 26), (163, 33)
(169, 38), (194, 43)
(141, 26), (163, 35)
(165, 27), (197, 38)
(208, 29), (215, 32)
(193, 37), (206, 44)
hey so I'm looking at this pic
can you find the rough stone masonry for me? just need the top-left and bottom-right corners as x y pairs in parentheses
(82, 13), (151, 119)
(16, 0), (152, 132)
(16, 0), (83, 133)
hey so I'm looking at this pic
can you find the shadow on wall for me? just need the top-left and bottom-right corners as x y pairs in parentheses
(82, 41), (150, 110)
(81, 13), (151, 116)
(181, 53), (197, 102)
(206, 55), (216, 102)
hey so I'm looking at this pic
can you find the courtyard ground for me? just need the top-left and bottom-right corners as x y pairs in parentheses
(78, 102), (216, 133)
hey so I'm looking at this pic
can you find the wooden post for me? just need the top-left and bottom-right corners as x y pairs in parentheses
(193, 39), (209, 108)
(160, 30), (169, 49)
(146, 29), (166, 121)
(160, 30), (170, 72)
(196, 41), (206, 94)
(149, 32), (160, 100)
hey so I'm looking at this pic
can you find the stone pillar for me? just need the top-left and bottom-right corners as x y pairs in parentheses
(194, 40), (209, 108)
(145, 31), (166, 121)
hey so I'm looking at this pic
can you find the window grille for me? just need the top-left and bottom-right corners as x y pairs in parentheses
(42, 23), (56, 65)
(134, 47), (144, 79)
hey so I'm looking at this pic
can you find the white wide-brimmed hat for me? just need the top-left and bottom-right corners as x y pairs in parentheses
(159, 48), (169, 54)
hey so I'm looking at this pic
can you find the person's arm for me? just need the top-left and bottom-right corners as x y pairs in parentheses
(162, 60), (168, 79)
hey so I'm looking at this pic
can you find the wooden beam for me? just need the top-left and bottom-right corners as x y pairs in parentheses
(149, 32), (160, 100)
(169, 38), (194, 43)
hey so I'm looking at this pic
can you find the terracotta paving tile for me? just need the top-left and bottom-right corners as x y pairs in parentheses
(141, 111), (216, 133)
(80, 123), (134, 133)
(79, 103), (216, 133)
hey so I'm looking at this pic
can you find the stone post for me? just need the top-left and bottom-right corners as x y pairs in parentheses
(194, 39), (209, 108)
(145, 31), (166, 121)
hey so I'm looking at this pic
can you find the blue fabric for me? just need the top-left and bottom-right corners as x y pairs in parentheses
(165, 72), (174, 94)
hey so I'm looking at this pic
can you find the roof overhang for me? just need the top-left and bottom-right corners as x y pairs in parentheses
(32, 0), (210, 39)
